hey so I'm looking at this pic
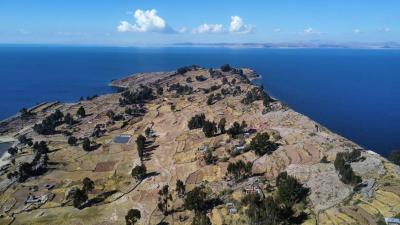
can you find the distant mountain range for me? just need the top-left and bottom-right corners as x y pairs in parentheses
(173, 41), (400, 49)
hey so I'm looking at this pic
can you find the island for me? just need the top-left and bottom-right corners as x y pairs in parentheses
(0, 65), (399, 225)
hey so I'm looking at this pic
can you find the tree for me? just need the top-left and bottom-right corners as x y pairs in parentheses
(125, 209), (141, 225)
(207, 94), (214, 105)
(249, 133), (278, 156)
(158, 185), (172, 215)
(68, 136), (77, 146)
(191, 212), (211, 225)
(176, 179), (185, 197)
(73, 188), (88, 208)
(222, 77), (228, 85)
(8, 147), (18, 156)
(276, 172), (310, 206)
(202, 120), (217, 138)
(131, 164), (147, 180)
(136, 135), (146, 160)
(242, 194), (281, 225)
(388, 150), (400, 166)
(334, 151), (362, 185)
(77, 106), (86, 118)
(227, 121), (246, 138)
(145, 127), (151, 137)
(226, 160), (252, 181)
(184, 186), (207, 212)
(188, 114), (206, 130)
(218, 118), (226, 134)
(220, 64), (232, 72)
(64, 113), (75, 126)
(82, 138), (91, 151)
(33, 141), (49, 154)
(204, 150), (216, 165)
(82, 177), (94, 193)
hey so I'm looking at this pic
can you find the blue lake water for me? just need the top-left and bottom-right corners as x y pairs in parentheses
(0, 45), (399, 155)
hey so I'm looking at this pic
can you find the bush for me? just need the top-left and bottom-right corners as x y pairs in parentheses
(119, 85), (154, 106)
(82, 177), (94, 193)
(168, 83), (193, 95)
(218, 118), (226, 134)
(191, 212), (211, 225)
(220, 64), (231, 72)
(131, 164), (147, 180)
(226, 160), (252, 181)
(125, 209), (141, 225)
(334, 150), (362, 185)
(82, 138), (91, 151)
(77, 106), (86, 118)
(276, 172), (310, 206)
(227, 121), (246, 138)
(249, 133), (278, 156)
(33, 109), (64, 135)
(202, 120), (217, 137)
(68, 136), (77, 146)
(241, 87), (269, 105)
(184, 186), (207, 212)
(188, 114), (206, 130)
(176, 180), (186, 196)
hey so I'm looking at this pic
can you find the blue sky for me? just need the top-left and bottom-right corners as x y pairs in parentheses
(0, 0), (399, 45)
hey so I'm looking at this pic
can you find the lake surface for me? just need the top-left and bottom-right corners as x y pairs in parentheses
(1, 45), (399, 155)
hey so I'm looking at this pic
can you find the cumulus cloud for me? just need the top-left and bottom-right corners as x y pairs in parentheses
(303, 27), (321, 35)
(353, 28), (361, 34)
(192, 24), (224, 34)
(229, 16), (254, 34)
(117, 9), (174, 33)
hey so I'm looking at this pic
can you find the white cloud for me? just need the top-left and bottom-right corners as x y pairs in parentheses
(229, 16), (254, 34)
(274, 28), (281, 33)
(303, 27), (321, 35)
(117, 9), (174, 33)
(192, 24), (224, 34)
(383, 27), (390, 32)
(178, 27), (188, 33)
(353, 28), (361, 34)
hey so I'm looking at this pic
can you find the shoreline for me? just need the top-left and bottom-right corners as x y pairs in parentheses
(0, 136), (15, 167)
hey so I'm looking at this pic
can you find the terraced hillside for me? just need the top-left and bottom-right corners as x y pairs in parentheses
(0, 66), (399, 225)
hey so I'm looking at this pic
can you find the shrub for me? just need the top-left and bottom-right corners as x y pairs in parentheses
(249, 132), (278, 156)
(176, 180), (186, 196)
(131, 164), (147, 180)
(220, 64), (232, 72)
(226, 160), (252, 181)
(82, 177), (94, 193)
(191, 212), (211, 225)
(276, 172), (310, 206)
(334, 150), (362, 185)
(202, 120), (217, 137)
(227, 121), (246, 138)
(77, 106), (86, 118)
(218, 118), (226, 134)
(168, 83), (193, 95)
(188, 114), (206, 130)
(125, 209), (141, 225)
(33, 109), (64, 135)
(184, 186), (207, 212)
(68, 136), (77, 146)
(119, 85), (154, 106)
(82, 138), (91, 151)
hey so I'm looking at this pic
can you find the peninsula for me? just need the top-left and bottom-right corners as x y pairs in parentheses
(0, 65), (399, 225)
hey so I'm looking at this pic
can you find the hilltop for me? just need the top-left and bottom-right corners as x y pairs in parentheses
(0, 65), (399, 225)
